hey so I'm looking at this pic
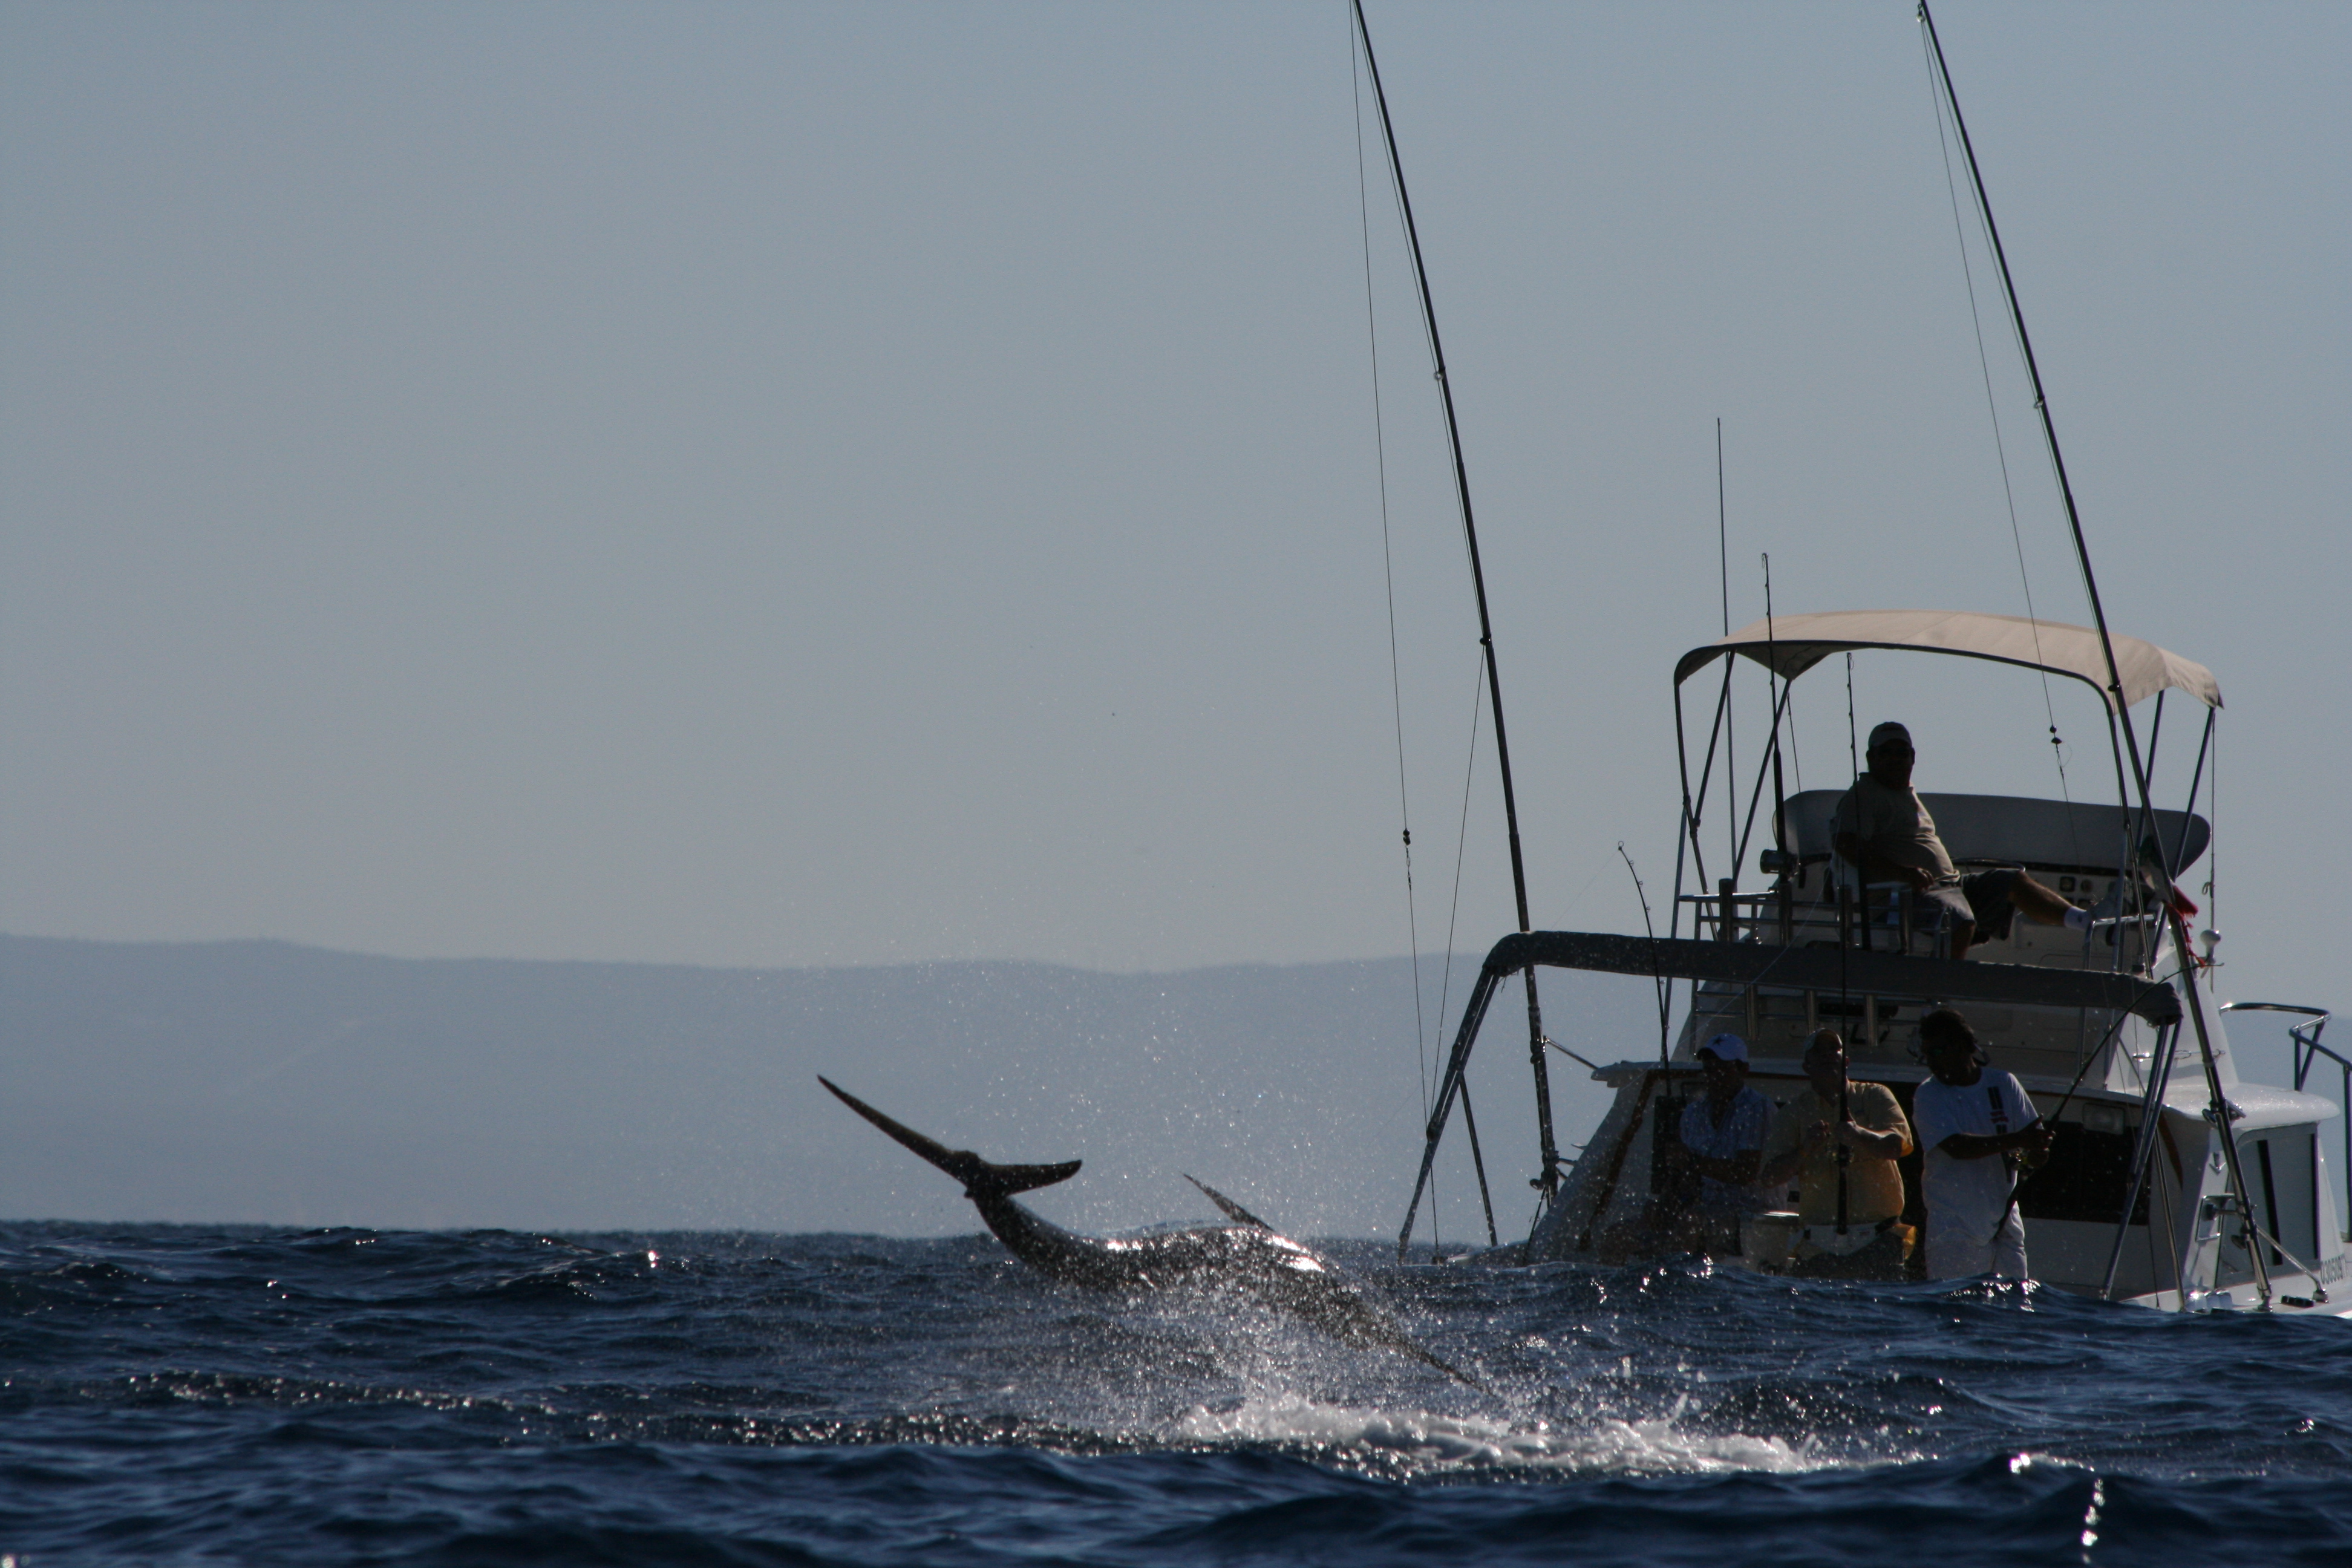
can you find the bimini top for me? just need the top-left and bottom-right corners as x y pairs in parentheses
(1673, 609), (2221, 712)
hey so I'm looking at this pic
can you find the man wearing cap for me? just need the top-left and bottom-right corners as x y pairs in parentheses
(1832, 721), (2089, 960)
(1912, 1008), (2051, 1280)
(1662, 1033), (1774, 1252)
(1757, 1030), (1915, 1279)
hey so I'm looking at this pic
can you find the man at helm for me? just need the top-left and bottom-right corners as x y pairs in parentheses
(1831, 720), (2091, 961)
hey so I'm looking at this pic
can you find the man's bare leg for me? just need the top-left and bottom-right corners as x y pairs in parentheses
(2008, 874), (2077, 926)
(1949, 918), (1976, 962)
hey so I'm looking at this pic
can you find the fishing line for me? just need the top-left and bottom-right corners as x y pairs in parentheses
(1777, 577), (1805, 798)
(1785, 688), (1805, 797)
(1756, 552), (1792, 907)
(1618, 842), (1670, 1071)
(2170, 707), (2211, 875)
(1351, 5), (1495, 633)
(1988, 986), (2178, 1245)
(1432, 648), (1487, 1104)
(1682, 665), (1736, 891)
(1350, 13), (1430, 1117)
(1919, 23), (2077, 832)
(1550, 850), (1616, 929)
(1428, 653), (1498, 1250)
(1921, 0), (2267, 1304)
(1349, 0), (1559, 1207)
(1733, 678), (1798, 878)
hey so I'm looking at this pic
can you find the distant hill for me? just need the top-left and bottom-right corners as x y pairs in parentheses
(0, 935), (1656, 1238)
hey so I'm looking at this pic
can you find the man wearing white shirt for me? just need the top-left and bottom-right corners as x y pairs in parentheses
(1911, 1008), (2053, 1280)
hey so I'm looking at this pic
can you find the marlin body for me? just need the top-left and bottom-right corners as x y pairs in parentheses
(820, 1078), (1471, 1383)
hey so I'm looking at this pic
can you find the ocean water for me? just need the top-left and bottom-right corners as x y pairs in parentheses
(4, 1221), (2348, 1565)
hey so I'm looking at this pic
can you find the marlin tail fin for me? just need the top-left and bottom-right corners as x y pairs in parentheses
(820, 1077), (1081, 1197)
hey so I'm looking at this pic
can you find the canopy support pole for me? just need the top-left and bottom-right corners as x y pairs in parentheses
(1395, 965), (1506, 1259)
(1456, 1077), (1499, 1247)
(2102, 1020), (2181, 1299)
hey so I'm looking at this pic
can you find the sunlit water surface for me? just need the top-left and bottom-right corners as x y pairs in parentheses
(4, 1223), (2348, 1564)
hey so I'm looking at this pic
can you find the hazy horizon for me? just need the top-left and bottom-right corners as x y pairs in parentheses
(0, 930), (1657, 1238)
(4, 926), (2331, 1240)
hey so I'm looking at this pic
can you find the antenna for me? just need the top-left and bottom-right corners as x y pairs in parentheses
(1718, 419), (1735, 877)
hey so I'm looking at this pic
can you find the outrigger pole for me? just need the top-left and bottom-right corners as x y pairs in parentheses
(1918, 1), (2267, 1305)
(1351, 0), (1561, 1235)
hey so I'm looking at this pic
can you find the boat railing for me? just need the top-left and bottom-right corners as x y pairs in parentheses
(2224, 1002), (2346, 1242)
(1669, 880), (2163, 1077)
(1680, 880), (2158, 963)
(1679, 884), (1941, 951)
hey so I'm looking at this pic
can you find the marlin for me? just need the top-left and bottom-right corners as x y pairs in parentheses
(820, 1077), (1473, 1384)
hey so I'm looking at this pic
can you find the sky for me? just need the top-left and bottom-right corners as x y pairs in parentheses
(3, 2), (2345, 1050)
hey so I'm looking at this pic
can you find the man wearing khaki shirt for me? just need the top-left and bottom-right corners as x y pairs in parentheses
(1759, 1030), (1915, 1279)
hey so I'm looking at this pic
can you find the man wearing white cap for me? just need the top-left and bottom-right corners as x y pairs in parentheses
(1664, 1033), (1774, 1253)
(1831, 720), (2088, 960)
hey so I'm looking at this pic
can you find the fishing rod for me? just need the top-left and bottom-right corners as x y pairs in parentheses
(1351, 0), (1561, 1206)
(1918, 0), (2267, 1305)
(1753, 548), (1851, 1232)
(1835, 903), (1852, 1238)
(1618, 842), (1670, 1074)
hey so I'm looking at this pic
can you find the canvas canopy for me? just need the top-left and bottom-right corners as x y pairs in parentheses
(1672, 609), (2221, 713)
(1475, 930), (2184, 1025)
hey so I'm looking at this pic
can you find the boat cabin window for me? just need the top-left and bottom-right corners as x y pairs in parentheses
(2252, 1128), (2321, 1269)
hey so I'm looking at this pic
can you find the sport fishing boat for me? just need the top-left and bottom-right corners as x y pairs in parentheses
(1394, 608), (2348, 1316)
(1346, 3), (2344, 1315)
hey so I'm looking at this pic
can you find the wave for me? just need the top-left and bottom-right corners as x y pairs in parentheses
(1174, 1391), (1835, 1477)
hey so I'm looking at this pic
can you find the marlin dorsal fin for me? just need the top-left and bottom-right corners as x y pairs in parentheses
(1184, 1174), (1273, 1230)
